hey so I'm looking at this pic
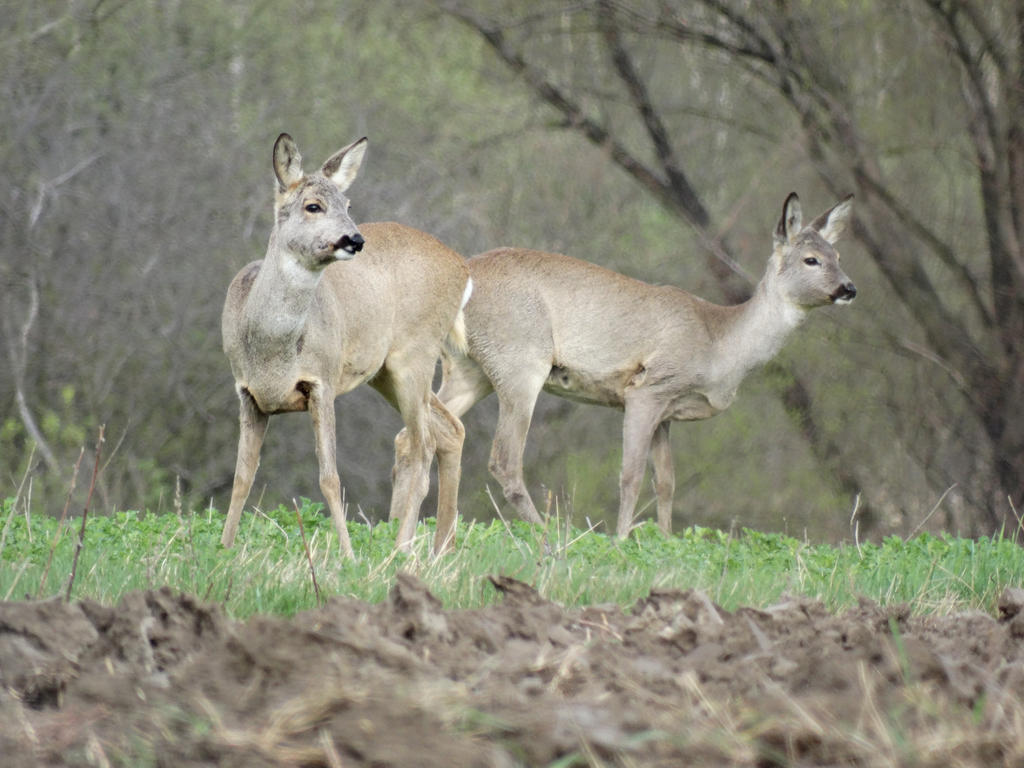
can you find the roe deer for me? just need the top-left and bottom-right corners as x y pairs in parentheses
(439, 193), (856, 538)
(220, 133), (471, 557)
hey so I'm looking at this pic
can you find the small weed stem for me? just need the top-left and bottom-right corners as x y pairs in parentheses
(37, 446), (85, 598)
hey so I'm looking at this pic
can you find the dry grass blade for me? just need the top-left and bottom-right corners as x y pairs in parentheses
(66, 424), (105, 602)
(319, 728), (344, 768)
(293, 498), (323, 608)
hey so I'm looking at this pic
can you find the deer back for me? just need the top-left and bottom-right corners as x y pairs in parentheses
(463, 248), (719, 407)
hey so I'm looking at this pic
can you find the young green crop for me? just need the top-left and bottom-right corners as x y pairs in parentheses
(1, 497), (1021, 618)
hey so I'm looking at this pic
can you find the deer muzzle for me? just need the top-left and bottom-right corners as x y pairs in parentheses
(334, 232), (365, 257)
(830, 281), (857, 303)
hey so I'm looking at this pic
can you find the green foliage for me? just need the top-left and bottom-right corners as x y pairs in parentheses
(1, 498), (1020, 621)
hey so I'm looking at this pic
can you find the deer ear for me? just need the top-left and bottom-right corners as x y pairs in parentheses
(273, 133), (304, 191)
(774, 192), (802, 247)
(809, 194), (854, 244)
(322, 137), (367, 192)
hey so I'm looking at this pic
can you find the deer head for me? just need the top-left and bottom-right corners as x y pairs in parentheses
(271, 132), (367, 271)
(771, 192), (857, 308)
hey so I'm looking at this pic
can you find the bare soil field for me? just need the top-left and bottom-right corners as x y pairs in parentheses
(2, 575), (1023, 766)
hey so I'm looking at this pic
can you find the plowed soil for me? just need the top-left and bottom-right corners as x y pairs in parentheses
(2, 575), (1024, 766)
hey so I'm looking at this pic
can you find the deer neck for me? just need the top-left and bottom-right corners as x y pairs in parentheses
(712, 263), (806, 383)
(243, 232), (323, 349)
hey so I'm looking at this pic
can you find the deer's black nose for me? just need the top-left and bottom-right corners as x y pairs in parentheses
(337, 233), (365, 255)
(831, 282), (857, 303)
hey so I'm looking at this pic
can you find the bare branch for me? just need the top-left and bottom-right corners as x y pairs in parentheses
(438, 2), (668, 200)
(29, 151), (104, 229)
(597, 2), (704, 226)
(924, 1), (1002, 171)
(954, 0), (1011, 74)
(607, 0), (776, 63)
(3, 275), (60, 473)
(922, 0), (1023, 349)
(441, 1), (751, 290)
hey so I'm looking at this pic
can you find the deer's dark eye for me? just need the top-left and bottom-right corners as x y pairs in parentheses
(803, 256), (820, 266)
(305, 203), (323, 214)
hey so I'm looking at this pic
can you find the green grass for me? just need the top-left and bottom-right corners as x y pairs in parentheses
(1, 496), (1021, 618)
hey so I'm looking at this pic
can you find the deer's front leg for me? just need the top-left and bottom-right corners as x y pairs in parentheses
(617, 393), (663, 538)
(308, 382), (354, 558)
(222, 389), (269, 547)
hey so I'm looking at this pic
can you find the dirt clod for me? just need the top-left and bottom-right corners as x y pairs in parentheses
(998, 586), (1024, 620)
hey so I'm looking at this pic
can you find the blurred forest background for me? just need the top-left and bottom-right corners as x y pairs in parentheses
(2, 0), (1021, 542)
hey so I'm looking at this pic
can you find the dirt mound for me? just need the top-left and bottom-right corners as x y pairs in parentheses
(2, 577), (1023, 766)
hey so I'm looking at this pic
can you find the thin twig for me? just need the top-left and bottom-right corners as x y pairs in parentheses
(293, 498), (323, 608)
(66, 425), (105, 603)
(908, 483), (957, 539)
(37, 446), (85, 598)
(98, 424), (128, 478)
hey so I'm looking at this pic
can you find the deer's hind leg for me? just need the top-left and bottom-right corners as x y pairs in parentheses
(428, 394), (465, 553)
(649, 420), (675, 535)
(380, 359), (438, 551)
(488, 361), (549, 525)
